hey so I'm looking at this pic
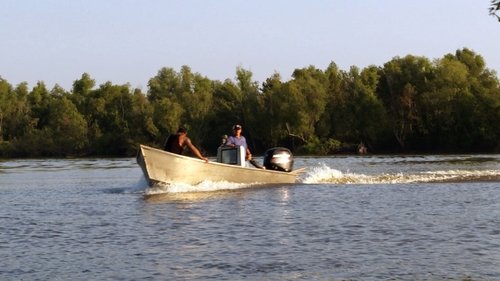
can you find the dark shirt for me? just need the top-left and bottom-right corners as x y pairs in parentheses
(164, 134), (184, 154)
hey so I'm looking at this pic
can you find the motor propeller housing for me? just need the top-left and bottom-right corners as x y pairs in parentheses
(263, 147), (294, 172)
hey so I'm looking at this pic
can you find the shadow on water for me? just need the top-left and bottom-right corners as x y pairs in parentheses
(101, 176), (149, 195)
(390, 156), (499, 165)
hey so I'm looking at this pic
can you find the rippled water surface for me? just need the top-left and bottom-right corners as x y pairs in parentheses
(1, 155), (499, 280)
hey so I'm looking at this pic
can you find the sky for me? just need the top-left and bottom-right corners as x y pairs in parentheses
(1, 0), (499, 91)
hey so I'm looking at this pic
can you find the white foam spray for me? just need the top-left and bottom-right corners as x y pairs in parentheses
(299, 163), (500, 184)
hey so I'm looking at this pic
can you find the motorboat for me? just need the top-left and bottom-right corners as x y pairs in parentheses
(136, 144), (304, 186)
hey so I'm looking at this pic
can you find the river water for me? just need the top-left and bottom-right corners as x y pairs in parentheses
(1, 155), (499, 281)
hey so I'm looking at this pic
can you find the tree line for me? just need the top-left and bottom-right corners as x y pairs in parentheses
(0, 48), (499, 158)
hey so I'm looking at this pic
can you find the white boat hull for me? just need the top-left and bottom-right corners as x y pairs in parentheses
(137, 145), (303, 186)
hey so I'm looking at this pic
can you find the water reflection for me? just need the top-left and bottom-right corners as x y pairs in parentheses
(143, 183), (295, 204)
(144, 190), (244, 203)
(1, 156), (499, 280)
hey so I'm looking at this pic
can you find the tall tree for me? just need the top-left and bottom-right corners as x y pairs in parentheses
(423, 48), (500, 151)
(318, 62), (343, 139)
(209, 79), (243, 150)
(378, 55), (433, 150)
(260, 73), (289, 147)
(420, 57), (471, 151)
(147, 67), (185, 143)
(287, 66), (328, 141)
(89, 82), (137, 155)
(128, 88), (158, 146)
(147, 67), (181, 102)
(0, 78), (12, 141)
(28, 81), (51, 129)
(351, 66), (389, 148)
(71, 73), (96, 115)
(176, 66), (214, 145)
(7, 83), (32, 141)
(234, 67), (261, 150)
(46, 96), (88, 155)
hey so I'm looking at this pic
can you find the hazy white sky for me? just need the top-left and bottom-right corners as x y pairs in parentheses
(1, 0), (499, 91)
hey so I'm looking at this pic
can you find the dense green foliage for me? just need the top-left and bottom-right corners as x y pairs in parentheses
(1, 48), (499, 157)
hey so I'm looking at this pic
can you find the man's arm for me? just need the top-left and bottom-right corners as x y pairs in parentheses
(242, 137), (252, 160)
(225, 136), (235, 147)
(246, 148), (252, 160)
(185, 138), (208, 162)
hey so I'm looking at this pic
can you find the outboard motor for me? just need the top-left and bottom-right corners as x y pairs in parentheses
(263, 147), (294, 172)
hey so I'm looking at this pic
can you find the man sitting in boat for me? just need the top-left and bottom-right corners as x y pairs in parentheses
(164, 127), (208, 162)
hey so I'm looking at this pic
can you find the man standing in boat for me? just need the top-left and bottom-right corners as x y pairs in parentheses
(225, 124), (252, 160)
(164, 127), (208, 162)
(225, 124), (264, 168)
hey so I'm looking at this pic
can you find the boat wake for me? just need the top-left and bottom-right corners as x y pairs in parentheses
(300, 164), (500, 184)
(143, 162), (500, 196)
